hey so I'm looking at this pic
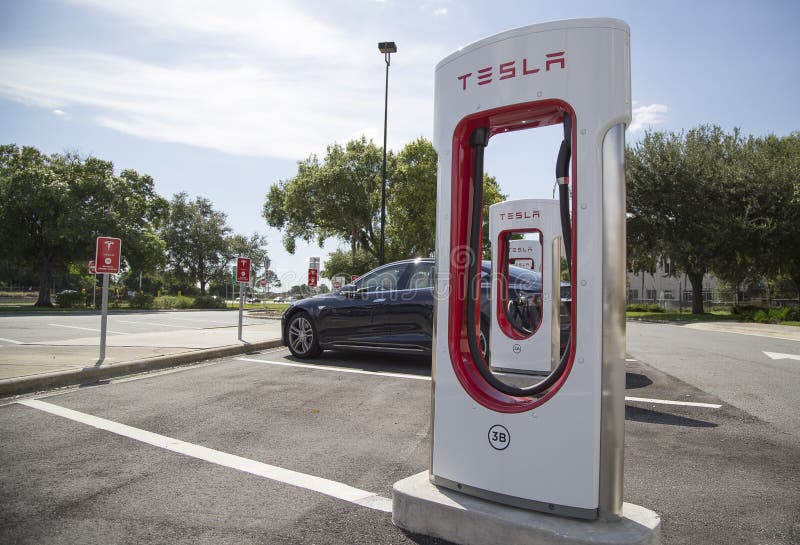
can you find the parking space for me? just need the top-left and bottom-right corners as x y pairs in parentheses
(1, 348), (441, 544)
(2, 345), (799, 544)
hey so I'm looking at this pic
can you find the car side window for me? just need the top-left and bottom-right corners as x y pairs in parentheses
(357, 264), (408, 292)
(405, 261), (435, 290)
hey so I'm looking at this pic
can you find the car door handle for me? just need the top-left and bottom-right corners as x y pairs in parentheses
(374, 298), (386, 303)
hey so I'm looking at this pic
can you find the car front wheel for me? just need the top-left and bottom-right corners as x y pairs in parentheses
(286, 312), (322, 359)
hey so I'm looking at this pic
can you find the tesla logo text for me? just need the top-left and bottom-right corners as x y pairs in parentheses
(510, 247), (534, 253)
(498, 210), (540, 220)
(457, 52), (565, 91)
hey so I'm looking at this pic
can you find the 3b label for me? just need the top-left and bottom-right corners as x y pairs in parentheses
(488, 425), (510, 450)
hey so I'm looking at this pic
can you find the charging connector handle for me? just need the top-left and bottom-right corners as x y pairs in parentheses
(556, 113), (573, 276)
(465, 127), (570, 398)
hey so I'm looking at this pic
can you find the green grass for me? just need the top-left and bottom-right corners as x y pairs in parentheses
(625, 309), (738, 322)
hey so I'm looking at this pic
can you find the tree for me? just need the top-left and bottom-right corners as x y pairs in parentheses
(736, 133), (800, 296)
(227, 232), (269, 278)
(0, 145), (166, 306)
(263, 269), (281, 289)
(322, 248), (376, 280)
(626, 126), (743, 314)
(162, 192), (231, 295)
(266, 136), (508, 280)
(263, 136), (388, 258)
(384, 137), (506, 260)
(385, 138), (437, 260)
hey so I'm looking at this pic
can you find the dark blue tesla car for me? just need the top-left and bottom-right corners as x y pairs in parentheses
(281, 258), (569, 359)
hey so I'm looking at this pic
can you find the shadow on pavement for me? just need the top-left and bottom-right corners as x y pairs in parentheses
(625, 405), (717, 428)
(625, 372), (653, 389)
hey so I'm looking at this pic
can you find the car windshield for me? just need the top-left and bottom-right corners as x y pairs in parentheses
(480, 261), (542, 291)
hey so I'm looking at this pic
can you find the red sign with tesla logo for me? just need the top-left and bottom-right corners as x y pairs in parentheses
(95, 237), (122, 274)
(308, 268), (318, 287)
(236, 257), (251, 283)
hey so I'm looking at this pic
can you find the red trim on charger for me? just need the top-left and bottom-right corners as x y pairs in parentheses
(447, 99), (577, 413)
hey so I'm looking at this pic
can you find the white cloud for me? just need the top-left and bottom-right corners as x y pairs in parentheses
(52, 109), (66, 116)
(63, 0), (357, 61)
(433, 8), (448, 16)
(0, 0), (444, 160)
(629, 103), (669, 132)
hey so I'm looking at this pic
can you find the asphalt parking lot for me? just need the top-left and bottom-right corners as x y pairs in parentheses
(1, 342), (799, 544)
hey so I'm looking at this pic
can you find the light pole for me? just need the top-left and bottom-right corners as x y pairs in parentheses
(378, 41), (397, 265)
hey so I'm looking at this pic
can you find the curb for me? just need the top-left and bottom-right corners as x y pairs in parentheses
(0, 339), (285, 398)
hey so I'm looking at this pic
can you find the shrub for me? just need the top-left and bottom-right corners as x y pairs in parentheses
(192, 295), (226, 309)
(129, 293), (155, 309)
(154, 295), (194, 309)
(731, 305), (761, 320)
(626, 303), (665, 313)
(769, 307), (789, 322)
(752, 310), (769, 323)
(55, 290), (84, 308)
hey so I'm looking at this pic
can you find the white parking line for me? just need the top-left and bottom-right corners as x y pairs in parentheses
(237, 357), (722, 408)
(16, 399), (392, 513)
(49, 324), (132, 335)
(0, 336), (24, 344)
(624, 396), (722, 409)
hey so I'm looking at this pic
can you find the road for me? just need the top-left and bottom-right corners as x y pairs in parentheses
(0, 310), (267, 345)
(1, 321), (798, 544)
(627, 320), (800, 440)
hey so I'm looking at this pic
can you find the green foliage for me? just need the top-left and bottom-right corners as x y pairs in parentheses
(191, 295), (226, 309)
(263, 136), (385, 258)
(626, 127), (800, 314)
(161, 192), (231, 295)
(153, 296), (193, 309)
(265, 136), (508, 271)
(322, 248), (377, 279)
(129, 292), (155, 309)
(731, 305), (800, 323)
(0, 145), (165, 307)
(54, 290), (85, 308)
(385, 138), (437, 260)
(626, 303), (665, 313)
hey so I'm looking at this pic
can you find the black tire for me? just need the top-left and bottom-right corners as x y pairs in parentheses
(479, 319), (490, 363)
(285, 311), (322, 359)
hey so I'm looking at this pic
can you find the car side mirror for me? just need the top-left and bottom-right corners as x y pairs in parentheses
(340, 285), (361, 298)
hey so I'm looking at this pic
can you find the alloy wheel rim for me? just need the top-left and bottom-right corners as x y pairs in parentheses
(288, 316), (313, 353)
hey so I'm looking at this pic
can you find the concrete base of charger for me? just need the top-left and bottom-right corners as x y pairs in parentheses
(392, 472), (660, 545)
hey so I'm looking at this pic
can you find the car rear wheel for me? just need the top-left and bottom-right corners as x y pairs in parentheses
(286, 312), (322, 358)
(480, 319), (490, 363)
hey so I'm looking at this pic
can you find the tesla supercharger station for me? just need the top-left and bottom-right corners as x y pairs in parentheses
(430, 18), (631, 520)
(489, 199), (561, 376)
(507, 238), (539, 271)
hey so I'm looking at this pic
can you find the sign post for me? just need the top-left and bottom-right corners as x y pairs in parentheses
(95, 237), (121, 364)
(89, 260), (97, 307)
(308, 257), (320, 290)
(236, 257), (251, 341)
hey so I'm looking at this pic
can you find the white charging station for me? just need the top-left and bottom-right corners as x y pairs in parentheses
(425, 18), (631, 521)
(507, 238), (539, 271)
(489, 199), (561, 375)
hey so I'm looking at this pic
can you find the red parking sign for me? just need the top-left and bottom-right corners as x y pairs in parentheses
(95, 237), (122, 274)
(236, 257), (251, 283)
(308, 268), (318, 287)
(88, 260), (97, 274)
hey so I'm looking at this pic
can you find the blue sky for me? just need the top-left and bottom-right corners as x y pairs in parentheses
(1, 0), (798, 288)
